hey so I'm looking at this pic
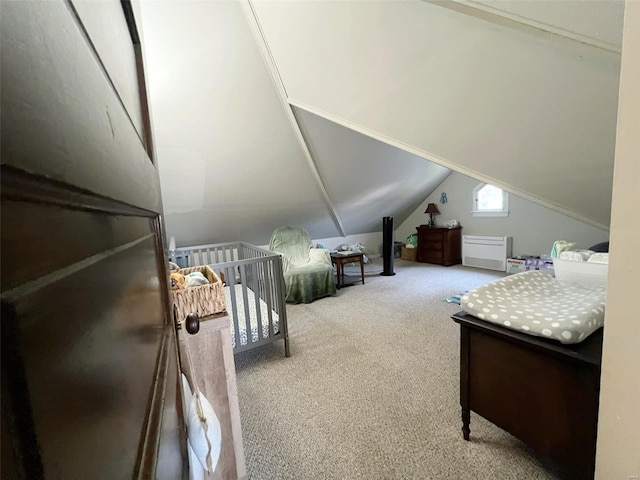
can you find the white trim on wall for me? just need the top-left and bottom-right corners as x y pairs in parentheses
(289, 99), (610, 232)
(471, 211), (510, 218)
(240, 0), (347, 237)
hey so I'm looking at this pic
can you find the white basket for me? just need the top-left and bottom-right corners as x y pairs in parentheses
(553, 258), (608, 287)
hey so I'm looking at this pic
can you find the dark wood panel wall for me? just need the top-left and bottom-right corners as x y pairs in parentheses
(1, 0), (184, 477)
(1, 0), (162, 211)
(1, 167), (181, 478)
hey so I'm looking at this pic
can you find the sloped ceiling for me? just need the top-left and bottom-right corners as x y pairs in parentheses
(294, 107), (450, 235)
(250, 0), (622, 230)
(139, 1), (338, 246)
(140, 0), (622, 247)
(139, 0), (451, 246)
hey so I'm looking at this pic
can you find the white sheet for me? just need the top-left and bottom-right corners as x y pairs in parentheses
(225, 284), (280, 348)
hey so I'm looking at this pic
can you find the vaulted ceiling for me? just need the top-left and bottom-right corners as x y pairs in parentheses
(138, 0), (623, 247)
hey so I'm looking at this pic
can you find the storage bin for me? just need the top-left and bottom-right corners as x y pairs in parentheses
(172, 265), (226, 322)
(401, 246), (417, 261)
(525, 257), (554, 274)
(379, 241), (404, 258)
(553, 258), (608, 287)
(506, 258), (526, 274)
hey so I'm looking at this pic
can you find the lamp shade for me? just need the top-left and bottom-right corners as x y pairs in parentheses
(425, 203), (440, 214)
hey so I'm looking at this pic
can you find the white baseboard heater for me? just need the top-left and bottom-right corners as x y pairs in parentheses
(462, 235), (513, 272)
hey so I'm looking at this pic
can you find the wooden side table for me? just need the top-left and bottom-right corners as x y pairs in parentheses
(330, 252), (365, 289)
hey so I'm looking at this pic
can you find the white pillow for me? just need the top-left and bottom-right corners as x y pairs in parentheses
(186, 381), (222, 475)
(181, 374), (205, 480)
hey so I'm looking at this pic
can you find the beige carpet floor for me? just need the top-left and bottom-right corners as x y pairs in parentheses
(234, 259), (573, 479)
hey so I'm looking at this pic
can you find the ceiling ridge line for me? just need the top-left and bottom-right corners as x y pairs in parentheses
(240, 0), (346, 237)
(288, 98), (610, 233)
(240, 0), (289, 99)
(239, 0), (346, 237)
(423, 0), (622, 55)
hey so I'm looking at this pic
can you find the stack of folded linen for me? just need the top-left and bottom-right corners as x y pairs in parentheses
(553, 250), (609, 287)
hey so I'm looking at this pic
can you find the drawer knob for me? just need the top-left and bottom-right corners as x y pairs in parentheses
(185, 313), (200, 335)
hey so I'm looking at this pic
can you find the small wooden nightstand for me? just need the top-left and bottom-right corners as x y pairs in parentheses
(416, 226), (462, 266)
(330, 251), (365, 289)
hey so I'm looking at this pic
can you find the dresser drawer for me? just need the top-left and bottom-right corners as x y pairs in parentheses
(424, 251), (444, 263)
(421, 231), (444, 241)
(423, 239), (443, 251)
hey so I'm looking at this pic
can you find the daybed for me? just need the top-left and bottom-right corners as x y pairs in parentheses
(452, 270), (605, 479)
(171, 241), (290, 357)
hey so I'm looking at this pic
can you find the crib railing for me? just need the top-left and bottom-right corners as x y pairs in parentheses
(170, 241), (290, 356)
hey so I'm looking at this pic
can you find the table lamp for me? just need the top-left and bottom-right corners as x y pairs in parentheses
(425, 203), (440, 227)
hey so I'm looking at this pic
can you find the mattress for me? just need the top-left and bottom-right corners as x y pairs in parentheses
(225, 284), (280, 348)
(461, 270), (606, 344)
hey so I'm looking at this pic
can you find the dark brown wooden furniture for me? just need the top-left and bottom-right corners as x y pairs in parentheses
(331, 252), (365, 289)
(452, 312), (602, 479)
(416, 226), (462, 266)
(2, 2), (185, 477)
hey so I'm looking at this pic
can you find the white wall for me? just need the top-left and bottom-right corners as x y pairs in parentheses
(139, 0), (341, 247)
(252, 0), (621, 228)
(140, 0), (450, 247)
(595, 2), (640, 477)
(397, 172), (609, 257)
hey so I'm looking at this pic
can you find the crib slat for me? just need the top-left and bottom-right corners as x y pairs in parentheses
(227, 266), (241, 348)
(239, 264), (252, 347)
(272, 258), (280, 315)
(251, 261), (264, 341)
(263, 259), (275, 336)
(275, 254), (290, 356)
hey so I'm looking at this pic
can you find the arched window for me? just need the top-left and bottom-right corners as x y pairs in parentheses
(472, 183), (509, 217)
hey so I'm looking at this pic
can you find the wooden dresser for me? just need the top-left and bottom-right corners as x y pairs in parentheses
(416, 226), (462, 266)
(451, 312), (602, 479)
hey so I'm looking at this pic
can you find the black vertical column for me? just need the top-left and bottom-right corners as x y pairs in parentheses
(380, 216), (396, 276)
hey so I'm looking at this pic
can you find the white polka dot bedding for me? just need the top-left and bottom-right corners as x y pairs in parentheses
(461, 270), (605, 344)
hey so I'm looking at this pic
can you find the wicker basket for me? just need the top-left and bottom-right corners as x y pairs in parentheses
(401, 246), (417, 261)
(172, 265), (226, 322)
